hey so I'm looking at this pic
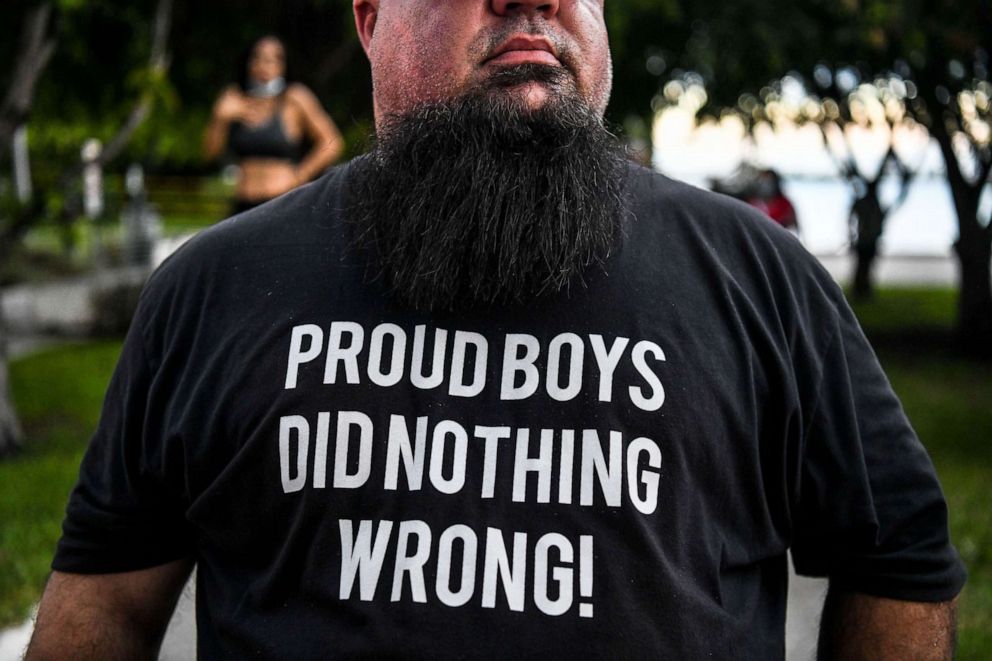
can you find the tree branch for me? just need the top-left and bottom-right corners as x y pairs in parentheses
(872, 144), (895, 187)
(0, 3), (56, 147)
(982, 157), (992, 241)
(930, 108), (971, 194)
(888, 149), (918, 216)
(97, 0), (174, 167)
(0, 194), (46, 264)
(5, 0), (176, 244)
(874, 145), (897, 215)
(976, 145), (992, 192)
(818, 122), (850, 177)
(839, 124), (868, 181)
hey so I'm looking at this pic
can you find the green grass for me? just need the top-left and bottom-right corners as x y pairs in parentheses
(845, 288), (991, 657)
(848, 286), (957, 334)
(0, 342), (121, 625)
(1, 287), (990, 658)
(874, 349), (992, 658)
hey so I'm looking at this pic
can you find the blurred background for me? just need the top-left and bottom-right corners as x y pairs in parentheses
(0, 0), (990, 659)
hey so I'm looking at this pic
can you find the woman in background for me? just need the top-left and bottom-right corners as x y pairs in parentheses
(204, 35), (344, 214)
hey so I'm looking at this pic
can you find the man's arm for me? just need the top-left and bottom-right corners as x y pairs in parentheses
(817, 588), (957, 661)
(25, 558), (194, 661)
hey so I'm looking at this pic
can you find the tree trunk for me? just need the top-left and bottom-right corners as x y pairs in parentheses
(954, 235), (992, 358)
(0, 0), (177, 458)
(0, 4), (54, 458)
(927, 112), (992, 356)
(851, 245), (878, 301)
(0, 312), (23, 458)
(0, 3), (56, 147)
(944, 174), (991, 357)
(849, 191), (885, 301)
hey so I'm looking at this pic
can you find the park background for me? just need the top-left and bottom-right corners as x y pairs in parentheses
(0, 0), (990, 659)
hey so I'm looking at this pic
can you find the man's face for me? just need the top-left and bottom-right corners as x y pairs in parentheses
(354, 0), (612, 122)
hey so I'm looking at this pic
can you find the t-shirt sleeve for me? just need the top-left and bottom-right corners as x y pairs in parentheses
(790, 301), (966, 602)
(52, 305), (194, 574)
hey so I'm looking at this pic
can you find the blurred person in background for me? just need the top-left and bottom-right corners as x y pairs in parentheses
(746, 168), (799, 236)
(203, 35), (344, 213)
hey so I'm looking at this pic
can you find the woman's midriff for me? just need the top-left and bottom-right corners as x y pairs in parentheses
(237, 158), (298, 202)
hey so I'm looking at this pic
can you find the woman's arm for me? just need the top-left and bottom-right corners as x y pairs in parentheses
(203, 86), (244, 162)
(288, 84), (345, 183)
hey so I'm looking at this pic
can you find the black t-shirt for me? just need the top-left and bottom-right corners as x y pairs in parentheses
(54, 162), (966, 659)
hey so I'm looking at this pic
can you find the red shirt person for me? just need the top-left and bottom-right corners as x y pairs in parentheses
(747, 169), (799, 234)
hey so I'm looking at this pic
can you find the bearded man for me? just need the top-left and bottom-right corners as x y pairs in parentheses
(28, 1), (964, 659)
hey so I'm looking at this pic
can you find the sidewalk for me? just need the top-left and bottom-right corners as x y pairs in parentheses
(0, 618), (32, 661)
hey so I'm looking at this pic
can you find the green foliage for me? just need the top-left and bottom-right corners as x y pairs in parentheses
(2, 0), (182, 177)
(0, 341), (121, 626)
(874, 350), (992, 658)
(2, 1), (368, 171)
(2, 0), (859, 168)
(605, 0), (850, 119)
(603, 0), (680, 125)
(3, 1), (990, 174)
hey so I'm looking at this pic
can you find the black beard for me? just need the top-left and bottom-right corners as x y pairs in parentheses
(347, 66), (628, 312)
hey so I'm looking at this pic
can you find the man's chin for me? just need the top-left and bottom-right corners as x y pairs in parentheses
(349, 85), (627, 311)
(488, 80), (553, 111)
(476, 62), (572, 108)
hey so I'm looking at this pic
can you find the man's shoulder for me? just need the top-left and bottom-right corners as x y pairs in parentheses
(625, 164), (812, 261)
(625, 164), (793, 251)
(622, 164), (842, 312)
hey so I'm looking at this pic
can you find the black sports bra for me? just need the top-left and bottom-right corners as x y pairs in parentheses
(229, 102), (302, 162)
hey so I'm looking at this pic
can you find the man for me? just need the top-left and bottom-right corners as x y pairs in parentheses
(28, 0), (965, 658)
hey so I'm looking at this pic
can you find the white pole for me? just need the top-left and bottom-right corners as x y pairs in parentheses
(12, 125), (32, 203)
(81, 138), (104, 220)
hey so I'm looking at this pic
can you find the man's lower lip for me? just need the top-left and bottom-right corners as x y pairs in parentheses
(487, 50), (561, 66)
